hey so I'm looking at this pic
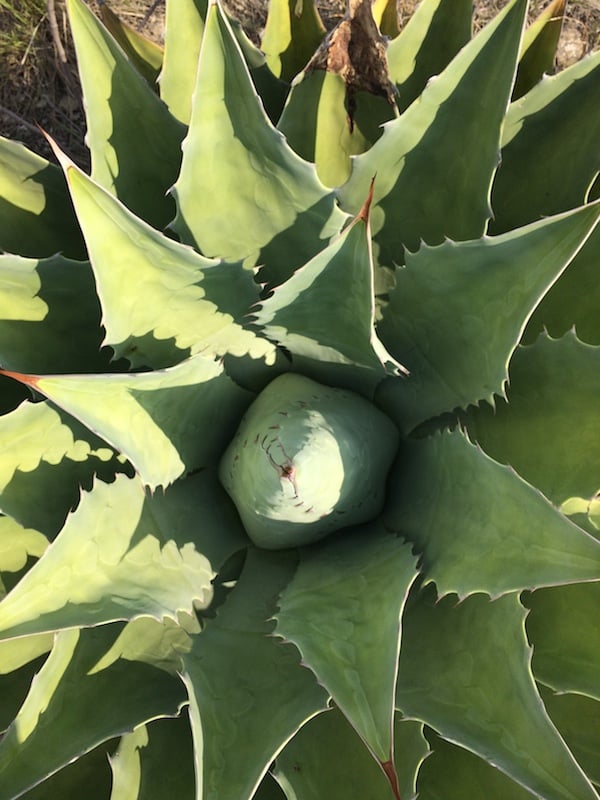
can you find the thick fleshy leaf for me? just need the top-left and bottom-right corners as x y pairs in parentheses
(254, 774), (287, 800)
(0, 400), (126, 536)
(492, 50), (600, 233)
(0, 515), (48, 578)
(254, 198), (405, 374)
(539, 686), (600, 787)
(181, 549), (329, 800)
(525, 583), (600, 701)
(0, 627), (185, 800)
(338, 0), (527, 267)
(276, 525), (418, 769)
(375, 205), (600, 433)
(0, 474), (216, 640)
(99, 2), (163, 86)
(61, 160), (276, 369)
(160, 0), (207, 124)
(387, 0), (472, 112)
(261, 0), (325, 82)
(463, 332), (600, 507)
(67, 0), (184, 229)
(278, 69), (395, 188)
(0, 253), (111, 373)
(109, 717), (195, 800)
(274, 708), (429, 800)
(171, 2), (346, 285)
(525, 226), (600, 345)
(2, 355), (253, 489)
(0, 137), (84, 259)
(384, 429), (600, 598)
(0, 641), (50, 734)
(513, 0), (566, 100)
(22, 743), (114, 800)
(396, 588), (599, 800)
(417, 731), (537, 800)
(372, 0), (400, 37)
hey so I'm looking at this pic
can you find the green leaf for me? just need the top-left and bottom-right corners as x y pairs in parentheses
(525, 583), (600, 701)
(396, 588), (599, 800)
(276, 525), (418, 768)
(0, 400), (126, 536)
(463, 332), (600, 507)
(338, 0), (527, 267)
(181, 549), (329, 800)
(0, 515), (48, 577)
(384, 429), (600, 598)
(254, 200), (405, 375)
(0, 473), (220, 641)
(491, 50), (600, 233)
(171, 2), (346, 285)
(512, 0), (566, 100)
(525, 226), (600, 345)
(160, 0), (207, 124)
(274, 708), (429, 800)
(66, 0), (184, 230)
(261, 0), (325, 82)
(0, 626), (185, 800)
(372, 0), (400, 38)
(99, 2), (163, 86)
(278, 69), (395, 188)
(387, 0), (472, 112)
(0, 644), (50, 735)
(0, 253), (112, 373)
(375, 205), (600, 433)
(3, 354), (253, 489)
(416, 731), (537, 800)
(62, 160), (276, 369)
(22, 743), (114, 800)
(109, 717), (195, 800)
(0, 137), (85, 260)
(539, 686), (600, 787)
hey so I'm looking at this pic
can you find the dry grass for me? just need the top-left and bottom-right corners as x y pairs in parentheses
(1, 0), (598, 167)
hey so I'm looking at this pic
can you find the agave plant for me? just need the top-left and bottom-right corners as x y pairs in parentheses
(0, 0), (599, 797)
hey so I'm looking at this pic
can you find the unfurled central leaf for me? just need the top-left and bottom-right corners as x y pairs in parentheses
(219, 374), (399, 548)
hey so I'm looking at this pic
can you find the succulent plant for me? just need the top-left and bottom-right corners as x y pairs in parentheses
(0, 0), (599, 798)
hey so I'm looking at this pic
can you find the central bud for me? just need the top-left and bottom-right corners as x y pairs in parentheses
(219, 373), (398, 549)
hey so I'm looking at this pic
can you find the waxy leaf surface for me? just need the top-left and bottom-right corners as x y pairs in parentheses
(274, 708), (428, 800)
(172, 2), (346, 285)
(463, 332), (600, 506)
(0, 138), (84, 259)
(385, 429), (600, 598)
(276, 526), (418, 766)
(339, 0), (527, 266)
(396, 589), (599, 800)
(0, 254), (110, 374)
(63, 162), (275, 369)
(0, 627), (185, 800)
(182, 549), (329, 800)
(67, 0), (184, 229)
(0, 474), (215, 640)
(4, 355), (252, 489)
(376, 205), (600, 432)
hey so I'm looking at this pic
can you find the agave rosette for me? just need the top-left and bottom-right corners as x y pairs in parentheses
(0, 0), (599, 798)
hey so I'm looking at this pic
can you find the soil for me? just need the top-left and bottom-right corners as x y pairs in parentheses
(1, 0), (598, 167)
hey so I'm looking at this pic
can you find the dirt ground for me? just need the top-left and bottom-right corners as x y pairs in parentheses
(1, 0), (598, 167)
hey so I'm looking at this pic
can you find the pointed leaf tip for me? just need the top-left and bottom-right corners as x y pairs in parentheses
(357, 176), (376, 224)
(0, 369), (40, 389)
